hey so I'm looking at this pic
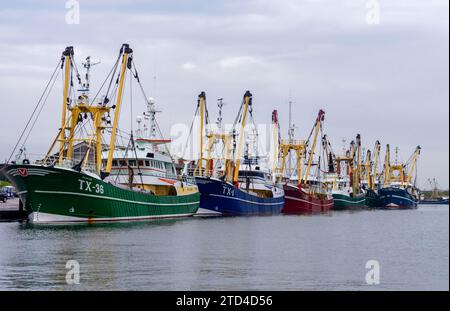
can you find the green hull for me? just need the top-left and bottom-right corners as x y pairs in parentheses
(332, 193), (367, 210)
(365, 189), (382, 208)
(1, 164), (200, 223)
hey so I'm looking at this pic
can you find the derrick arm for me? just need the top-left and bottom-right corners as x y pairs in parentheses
(383, 144), (390, 187)
(198, 92), (206, 175)
(105, 44), (133, 174)
(372, 140), (381, 188)
(232, 91), (252, 185)
(405, 146), (421, 187)
(301, 110), (325, 185)
(58, 46), (74, 164)
(353, 134), (362, 194)
(365, 149), (372, 190)
(271, 110), (280, 182)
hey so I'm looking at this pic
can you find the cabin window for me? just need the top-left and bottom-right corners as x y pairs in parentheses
(129, 160), (136, 167)
(165, 163), (173, 172)
(119, 160), (127, 166)
(112, 160), (118, 167)
(145, 160), (150, 167)
(138, 160), (144, 166)
(146, 152), (154, 158)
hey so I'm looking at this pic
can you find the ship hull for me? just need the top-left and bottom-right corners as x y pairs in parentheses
(195, 177), (284, 216)
(332, 193), (367, 210)
(282, 184), (333, 214)
(1, 165), (200, 223)
(365, 189), (382, 208)
(379, 187), (418, 209)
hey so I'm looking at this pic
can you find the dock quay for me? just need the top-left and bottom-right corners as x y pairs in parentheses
(0, 198), (27, 221)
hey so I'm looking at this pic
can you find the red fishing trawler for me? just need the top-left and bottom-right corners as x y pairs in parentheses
(275, 108), (334, 214)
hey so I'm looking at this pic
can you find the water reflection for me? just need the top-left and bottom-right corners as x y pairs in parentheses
(0, 205), (448, 290)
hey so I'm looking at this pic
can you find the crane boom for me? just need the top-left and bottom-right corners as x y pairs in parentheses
(301, 110), (325, 185)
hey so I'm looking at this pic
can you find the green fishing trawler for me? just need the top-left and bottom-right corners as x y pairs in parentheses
(331, 137), (383, 209)
(1, 44), (199, 223)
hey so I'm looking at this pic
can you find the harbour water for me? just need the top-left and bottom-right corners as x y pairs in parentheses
(0, 205), (448, 291)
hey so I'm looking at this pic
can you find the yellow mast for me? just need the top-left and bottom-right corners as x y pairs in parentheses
(58, 46), (74, 164)
(383, 144), (390, 187)
(301, 110), (325, 185)
(353, 134), (361, 194)
(365, 149), (372, 190)
(372, 140), (381, 188)
(232, 91), (252, 184)
(271, 110), (279, 180)
(198, 92), (206, 175)
(105, 44), (133, 173)
(405, 145), (421, 188)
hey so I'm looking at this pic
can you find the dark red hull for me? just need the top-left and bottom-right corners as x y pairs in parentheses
(282, 184), (334, 214)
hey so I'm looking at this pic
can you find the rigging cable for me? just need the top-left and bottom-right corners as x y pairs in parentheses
(7, 59), (62, 163)
(20, 64), (62, 154)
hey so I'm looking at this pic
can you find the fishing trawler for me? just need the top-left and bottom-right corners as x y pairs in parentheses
(378, 145), (421, 209)
(331, 135), (368, 210)
(1, 44), (200, 223)
(362, 140), (382, 208)
(186, 91), (285, 216)
(419, 178), (449, 205)
(277, 109), (333, 214)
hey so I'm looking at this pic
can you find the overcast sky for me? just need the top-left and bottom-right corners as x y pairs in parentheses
(0, 0), (448, 189)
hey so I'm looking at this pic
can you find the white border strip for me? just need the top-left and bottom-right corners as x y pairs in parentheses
(29, 211), (194, 224)
(333, 198), (366, 204)
(207, 193), (284, 206)
(285, 196), (334, 207)
(379, 194), (416, 204)
(34, 190), (199, 206)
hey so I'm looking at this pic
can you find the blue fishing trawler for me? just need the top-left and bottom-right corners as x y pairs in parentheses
(419, 178), (449, 205)
(186, 91), (284, 216)
(379, 186), (419, 209)
(195, 167), (285, 216)
(379, 145), (421, 209)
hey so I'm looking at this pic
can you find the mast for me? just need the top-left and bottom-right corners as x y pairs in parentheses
(372, 140), (381, 189)
(216, 98), (224, 130)
(232, 91), (252, 185)
(271, 110), (280, 182)
(198, 92), (206, 175)
(288, 100), (294, 174)
(354, 134), (362, 194)
(301, 110), (325, 185)
(58, 46), (74, 164)
(405, 145), (421, 188)
(145, 97), (160, 139)
(383, 144), (390, 187)
(105, 44), (133, 174)
(347, 140), (355, 186)
(81, 56), (100, 98)
(365, 149), (372, 190)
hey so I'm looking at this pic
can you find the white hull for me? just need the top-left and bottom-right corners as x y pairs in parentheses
(28, 211), (195, 224)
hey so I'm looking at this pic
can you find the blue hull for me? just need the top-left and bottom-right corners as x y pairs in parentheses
(195, 177), (284, 216)
(379, 187), (418, 209)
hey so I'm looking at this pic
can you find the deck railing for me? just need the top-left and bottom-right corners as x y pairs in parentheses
(13, 153), (99, 174)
